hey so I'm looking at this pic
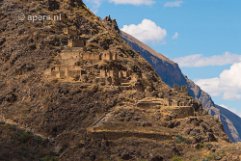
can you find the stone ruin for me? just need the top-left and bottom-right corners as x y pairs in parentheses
(44, 26), (140, 86)
(81, 51), (118, 62)
(63, 28), (88, 48)
(137, 97), (193, 108)
(67, 37), (87, 48)
(168, 99), (191, 107)
(44, 47), (139, 86)
(135, 97), (196, 119)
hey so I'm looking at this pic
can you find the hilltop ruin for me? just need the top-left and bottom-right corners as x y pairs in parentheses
(44, 27), (142, 87)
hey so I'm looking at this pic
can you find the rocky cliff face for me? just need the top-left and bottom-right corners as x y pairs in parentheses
(121, 31), (241, 143)
(0, 0), (241, 160)
(215, 105), (241, 142)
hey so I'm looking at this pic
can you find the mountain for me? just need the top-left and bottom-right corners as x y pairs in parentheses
(121, 31), (241, 142)
(216, 105), (241, 142)
(0, 0), (241, 160)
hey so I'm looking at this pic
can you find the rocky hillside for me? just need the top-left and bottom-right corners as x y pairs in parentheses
(122, 31), (241, 142)
(0, 122), (56, 161)
(0, 0), (241, 160)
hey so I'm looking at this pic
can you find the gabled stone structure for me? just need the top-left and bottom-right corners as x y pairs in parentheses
(100, 51), (118, 61)
(67, 37), (87, 48)
(44, 48), (127, 84)
(45, 63), (81, 80)
(63, 28), (87, 48)
(99, 67), (129, 79)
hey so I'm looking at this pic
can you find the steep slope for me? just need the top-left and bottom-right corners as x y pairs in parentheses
(0, 0), (173, 137)
(121, 31), (187, 88)
(0, 122), (56, 161)
(216, 105), (241, 142)
(121, 32), (214, 108)
(122, 31), (241, 142)
(0, 0), (241, 160)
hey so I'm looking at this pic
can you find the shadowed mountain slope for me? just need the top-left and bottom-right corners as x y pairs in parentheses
(0, 122), (55, 161)
(216, 105), (241, 142)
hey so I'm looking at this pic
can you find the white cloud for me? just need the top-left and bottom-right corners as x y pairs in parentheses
(164, 0), (183, 8)
(121, 19), (167, 43)
(196, 62), (241, 100)
(196, 78), (221, 97)
(173, 52), (241, 67)
(196, 78), (220, 97)
(172, 32), (179, 40)
(85, 0), (154, 13)
(85, 0), (103, 13)
(109, 0), (154, 5)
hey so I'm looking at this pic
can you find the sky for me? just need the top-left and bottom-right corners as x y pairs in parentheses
(83, 0), (241, 116)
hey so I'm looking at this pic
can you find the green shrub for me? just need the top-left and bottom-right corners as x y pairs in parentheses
(175, 135), (187, 143)
(171, 156), (183, 161)
(195, 143), (205, 150)
(202, 153), (215, 161)
(34, 135), (44, 144)
(40, 156), (57, 161)
(17, 131), (32, 143)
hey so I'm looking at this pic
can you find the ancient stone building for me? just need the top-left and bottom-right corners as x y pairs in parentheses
(67, 37), (86, 48)
(168, 99), (178, 106)
(80, 51), (118, 61)
(44, 28), (138, 85)
(99, 68), (129, 79)
(137, 97), (169, 108)
(63, 28), (75, 35)
(82, 52), (101, 61)
(63, 28), (87, 48)
(101, 51), (118, 61)
(177, 101), (186, 106)
(45, 63), (81, 80)
(44, 49), (82, 80)
(45, 52), (112, 82)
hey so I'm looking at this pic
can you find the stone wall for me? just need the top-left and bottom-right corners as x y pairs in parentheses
(171, 106), (194, 118)
(68, 38), (86, 48)
(44, 49), (137, 85)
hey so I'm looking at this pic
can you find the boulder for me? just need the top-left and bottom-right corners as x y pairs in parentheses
(5, 93), (17, 103)
(68, 0), (83, 7)
(120, 152), (133, 160)
(207, 132), (217, 142)
(150, 155), (164, 161)
(48, 0), (60, 11)
(0, 37), (6, 46)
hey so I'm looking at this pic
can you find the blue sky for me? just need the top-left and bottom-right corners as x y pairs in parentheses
(83, 0), (241, 116)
